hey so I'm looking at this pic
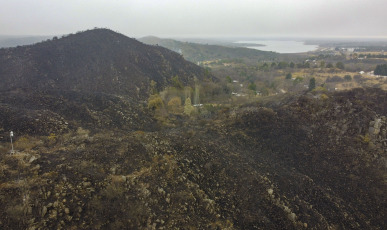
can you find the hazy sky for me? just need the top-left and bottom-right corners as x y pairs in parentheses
(1, 0), (386, 38)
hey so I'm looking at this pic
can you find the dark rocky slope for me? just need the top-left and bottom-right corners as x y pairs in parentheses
(0, 88), (155, 137)
(0, 29), (215, 135)
(0, 88), (385, 229)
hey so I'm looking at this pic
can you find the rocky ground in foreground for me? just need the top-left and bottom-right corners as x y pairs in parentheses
(0, 88), (386, 229)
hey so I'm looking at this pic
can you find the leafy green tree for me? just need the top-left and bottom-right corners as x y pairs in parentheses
(289, 62), (295, 68)
(226, 76), (232, 83)
(309, 78), (316, 91)
(336, 62), (345, 70)
(285, 73), (292, 79)
(344, 75), (352, 81)
(320, 61), (325, 68)
(326, 63), (334, 68)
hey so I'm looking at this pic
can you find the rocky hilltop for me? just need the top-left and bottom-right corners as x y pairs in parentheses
(0, 29), (209, 97)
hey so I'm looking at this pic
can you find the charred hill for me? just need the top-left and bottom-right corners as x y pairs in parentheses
(0, 29), (209, 97)
(0, 88), (385, 229)
(0, 29), (212, 135)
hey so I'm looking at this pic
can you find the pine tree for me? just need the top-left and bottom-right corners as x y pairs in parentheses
(309, 78), (316, 91)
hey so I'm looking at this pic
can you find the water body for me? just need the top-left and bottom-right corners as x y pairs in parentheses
(234, 40), (318, 53)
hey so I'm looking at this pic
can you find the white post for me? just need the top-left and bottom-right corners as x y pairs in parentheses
(10, 131), (14, 154)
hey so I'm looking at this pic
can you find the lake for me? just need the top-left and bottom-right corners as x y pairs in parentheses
(234, 40), (318, 53)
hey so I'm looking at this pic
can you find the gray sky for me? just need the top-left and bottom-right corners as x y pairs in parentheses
(1, 0), (386, 38)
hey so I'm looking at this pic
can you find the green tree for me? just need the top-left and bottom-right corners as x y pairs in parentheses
(320, 61), (325, 68)
(171, 75), (183, 89)
(309, 78), (316, 91)
(289, 62), (295, 68)
(248, 82), (257, 91)
(285, 73), (292, 79)
(336, 62), (345, 70)
(344, 75), (352, 81)
(374, 64), (387, 76)
(226, 76), (232, 83)
(277, 62), (289, 69)
(326, 63), (334, 68)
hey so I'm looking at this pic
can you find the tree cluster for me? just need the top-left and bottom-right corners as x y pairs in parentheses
(374, 64), (387, 76)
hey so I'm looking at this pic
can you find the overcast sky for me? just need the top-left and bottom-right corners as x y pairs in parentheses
(1, 0), (386, 38)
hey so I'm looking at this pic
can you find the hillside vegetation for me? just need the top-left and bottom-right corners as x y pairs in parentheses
(139, 36), (277, 63)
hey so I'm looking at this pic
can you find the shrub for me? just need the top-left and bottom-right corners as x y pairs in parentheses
(312, 86), (328, 93)
(320, 94), (329, 100)
(47, 133), (57, 145)
(344, 75), (352, 81)
(248, 82), (257, 91)
(167, 96), (182, 114)
(353, 74), (362, 81)
(326, 76), (344, 82)
(336, 62), (345, 70)
(184, 98), (195, 116)
(293, 77), (303, 85)
(360, 134), (371, 144)
(147, 95), (164, 110)
(76, 127), (90, 136)
(14, 136), (41, 151)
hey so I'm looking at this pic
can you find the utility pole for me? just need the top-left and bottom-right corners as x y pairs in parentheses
(10, 131), (14, 154)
